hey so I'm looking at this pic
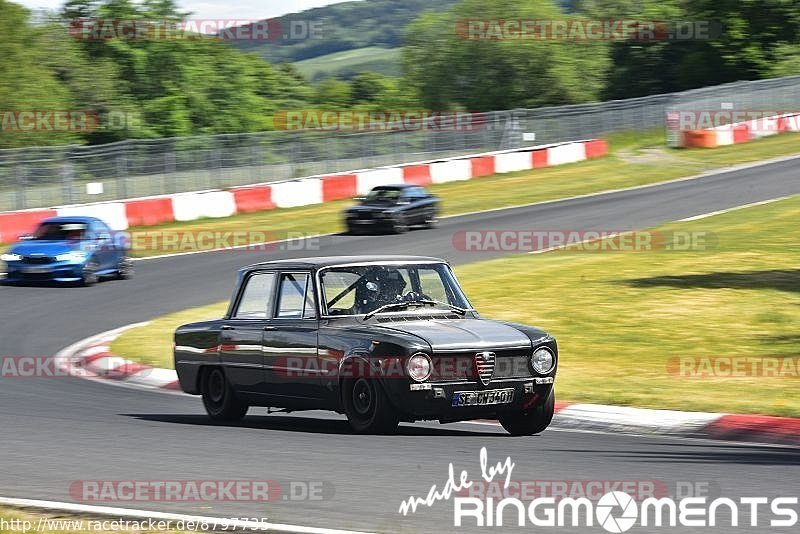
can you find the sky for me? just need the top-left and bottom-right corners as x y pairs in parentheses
(13, 0), (351, 19)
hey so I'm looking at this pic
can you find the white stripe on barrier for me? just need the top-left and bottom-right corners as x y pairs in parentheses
(712, 126), (734, 146)
(171, 191), (236, 221)
(494, 151), (532, 173)
(547, 142), (587, 166)
(748, 118), (779, 139)
(56, 202), (129, 231)
(270, 178), (323, 208)
(356, 167), (404, 195)
(556, 404), (723, 435)
(430, 159), (472, 183)
(782, 113), (800, 131)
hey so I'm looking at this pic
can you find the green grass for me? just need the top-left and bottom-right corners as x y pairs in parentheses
(294, 46), (402, 80)
(0, 507), (187, 533)
(117, 130), (800, 258)
(112, 195), (800, 417)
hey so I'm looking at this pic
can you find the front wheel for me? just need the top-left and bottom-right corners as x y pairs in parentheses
(201, 367), (248, 421)
(499, 390), (555, 436)
(81, 265), (98, 287)
(342, 377), (399, 434)
(116, 257), (133, 280)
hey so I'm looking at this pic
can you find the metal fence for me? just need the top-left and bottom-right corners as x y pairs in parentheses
(2, 75), (800, 211)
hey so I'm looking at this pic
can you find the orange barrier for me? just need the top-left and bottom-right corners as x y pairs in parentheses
(0, 209), (57, 243)
(469, 156), (495, 178)
(124, 198), (175, 227)
(320, 174), (358, 201)
(682, 130), (718, 148)
(231, 186), (275, 213)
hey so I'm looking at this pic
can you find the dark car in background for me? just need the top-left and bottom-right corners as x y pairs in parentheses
(1, 216), (132, 286)
(344, 184), (439, 234)
(174, 256), (557, 435)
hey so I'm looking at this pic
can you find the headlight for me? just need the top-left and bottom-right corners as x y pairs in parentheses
(406, 352), (432, 382)
(1, 253), (22, 262)
(531, 347), (555, 374)
(56, 251), (88, 262)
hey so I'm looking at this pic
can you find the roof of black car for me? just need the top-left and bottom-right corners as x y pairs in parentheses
(242, 255), (446, 271)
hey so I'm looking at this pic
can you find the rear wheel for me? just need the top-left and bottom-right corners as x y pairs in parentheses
(201, 367), (248, 421)
(342, 377), (399, 434)
(499, 390), (555, 436)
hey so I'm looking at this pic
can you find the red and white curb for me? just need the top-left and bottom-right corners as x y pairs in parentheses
(553, 402), (800, 447)
(55, 323), (180, 391)
(59, 325), (800, 447)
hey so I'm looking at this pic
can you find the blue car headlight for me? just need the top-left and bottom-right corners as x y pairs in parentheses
(1, 253), (22, 262)
(56, 251), (88, 263)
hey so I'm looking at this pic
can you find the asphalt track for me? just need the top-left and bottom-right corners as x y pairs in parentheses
(1, 158), (799, 533)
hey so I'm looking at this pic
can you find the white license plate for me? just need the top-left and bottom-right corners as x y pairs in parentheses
(452, 388), (514, 407)
(22, 266), (52, 273)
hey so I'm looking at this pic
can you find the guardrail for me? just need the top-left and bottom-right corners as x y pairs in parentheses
(0, 139), (607, 243)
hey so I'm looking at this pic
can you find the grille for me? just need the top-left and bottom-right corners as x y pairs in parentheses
(475, 352), (496, 385)
(22, 256), (55, 265)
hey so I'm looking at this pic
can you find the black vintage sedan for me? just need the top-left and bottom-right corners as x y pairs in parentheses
(344, 184), (439, 234)
(174, 256), (557, 435)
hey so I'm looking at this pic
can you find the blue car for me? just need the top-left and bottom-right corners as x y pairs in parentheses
(1, 216), (132, 286)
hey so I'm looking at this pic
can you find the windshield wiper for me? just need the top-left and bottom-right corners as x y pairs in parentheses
(409, 299), (469, 315)
(363, 301), (416, 320)
(362, 299), (468, 320)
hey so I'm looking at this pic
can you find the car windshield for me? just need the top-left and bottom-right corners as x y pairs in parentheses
(32, 222), (89, 241)
(320, 263), (470, 316)
(364, 188), (403, 203)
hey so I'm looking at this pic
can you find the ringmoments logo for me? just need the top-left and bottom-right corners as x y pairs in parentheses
(397, 448), (800, 530)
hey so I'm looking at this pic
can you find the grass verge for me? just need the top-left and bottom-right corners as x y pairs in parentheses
(111, 195), (800, 417)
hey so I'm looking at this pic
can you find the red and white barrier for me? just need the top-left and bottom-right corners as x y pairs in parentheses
(271, 178), (323, 208)
(57, 202), (129, 231)
(677, 112), (800, 148)
(0, 139), (608, 243)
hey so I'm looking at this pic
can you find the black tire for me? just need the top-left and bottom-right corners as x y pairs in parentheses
(392, 216), (409, 234)
(116, 257), (133, 280)
(424, 212), (439, 229)
(499, 390), (555, 436)
(81, 265), (98, 287)
(201, 367), (249, 421)
(342, 377), (399, 434)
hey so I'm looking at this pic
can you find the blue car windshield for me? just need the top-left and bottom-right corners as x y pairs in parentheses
(33, 222), (89, 241)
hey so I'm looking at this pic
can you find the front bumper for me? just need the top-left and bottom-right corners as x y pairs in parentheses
(4, 261), (85, 282)
(384, 377), (555, 422)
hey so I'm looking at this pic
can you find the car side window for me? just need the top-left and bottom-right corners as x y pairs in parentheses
(276, 273), (316, 319)
(234, 273), (276, 319)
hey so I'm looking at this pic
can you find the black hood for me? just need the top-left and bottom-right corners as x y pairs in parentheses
(373, 318), (532, 351)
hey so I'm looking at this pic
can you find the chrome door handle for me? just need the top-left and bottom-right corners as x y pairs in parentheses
(221, 325), (234, 330)
(263, 325), (277, 331)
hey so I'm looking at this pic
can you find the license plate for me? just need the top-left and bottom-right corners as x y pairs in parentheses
(22, 266), (52, 274)
(452, 388), (514, 407)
